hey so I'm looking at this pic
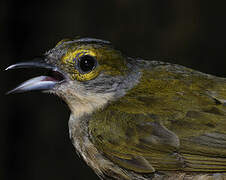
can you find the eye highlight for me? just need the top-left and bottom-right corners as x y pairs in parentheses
(78, 55), (97, 74)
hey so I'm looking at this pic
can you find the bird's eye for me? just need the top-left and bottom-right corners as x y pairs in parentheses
(78, 55), (97, 73)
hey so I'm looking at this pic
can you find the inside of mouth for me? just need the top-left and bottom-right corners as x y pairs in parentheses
(45, 70), (65, 82)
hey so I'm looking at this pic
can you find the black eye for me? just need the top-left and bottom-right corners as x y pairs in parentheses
(78, 55), (97, 73)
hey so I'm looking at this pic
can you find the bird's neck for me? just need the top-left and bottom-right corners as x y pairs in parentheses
(62, 61), (142, 119)
(66, 91), (114, 118)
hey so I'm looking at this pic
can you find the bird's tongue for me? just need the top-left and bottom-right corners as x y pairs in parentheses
(7, 76), (58, 94)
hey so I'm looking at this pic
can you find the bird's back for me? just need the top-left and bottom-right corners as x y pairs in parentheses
(88, 60), (226, 179)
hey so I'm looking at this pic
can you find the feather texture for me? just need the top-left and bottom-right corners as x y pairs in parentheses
(89, 60), (226, 174)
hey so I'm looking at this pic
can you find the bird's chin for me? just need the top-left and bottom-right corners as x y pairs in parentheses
(5, 60), (68, 94)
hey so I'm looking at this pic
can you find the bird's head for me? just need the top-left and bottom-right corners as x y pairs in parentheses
(6, 38), (138, 116)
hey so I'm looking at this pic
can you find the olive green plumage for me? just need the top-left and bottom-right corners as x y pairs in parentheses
(7, 38), (226, 180)
(89, 61), (226, 174)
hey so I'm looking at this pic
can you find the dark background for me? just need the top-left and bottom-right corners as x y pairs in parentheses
(1, 1), (226, 180)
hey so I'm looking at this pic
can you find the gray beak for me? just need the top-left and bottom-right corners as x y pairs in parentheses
(6, 60), (66, 94)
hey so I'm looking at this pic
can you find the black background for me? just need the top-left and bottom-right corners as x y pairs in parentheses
(1, 1), (226, 180)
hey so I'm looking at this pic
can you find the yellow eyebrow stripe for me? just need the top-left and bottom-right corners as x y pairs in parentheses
(62, 48), (97, 65)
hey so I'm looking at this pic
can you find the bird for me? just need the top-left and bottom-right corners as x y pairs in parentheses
(6, 38), (226, 180)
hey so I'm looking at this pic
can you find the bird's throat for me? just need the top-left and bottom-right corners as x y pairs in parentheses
(59, 89), (114, 118)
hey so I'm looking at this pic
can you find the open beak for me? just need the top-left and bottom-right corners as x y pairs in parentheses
(6, 60), (66, 94)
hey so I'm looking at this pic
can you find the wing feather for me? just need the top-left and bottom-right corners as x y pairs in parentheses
(89, 62), (226, 173)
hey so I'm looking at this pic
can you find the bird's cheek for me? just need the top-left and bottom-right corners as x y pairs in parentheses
(98, 65), (125, 76)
